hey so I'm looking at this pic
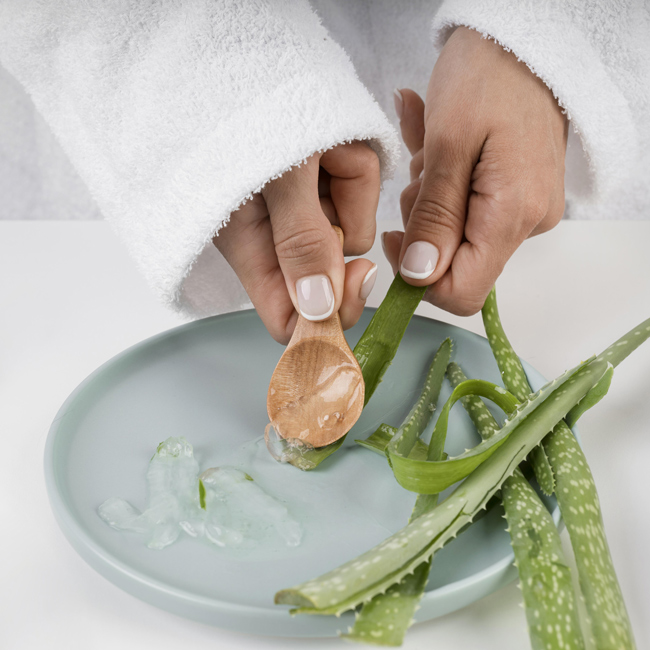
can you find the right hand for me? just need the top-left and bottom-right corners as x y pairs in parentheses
(213, 142), (381, 344)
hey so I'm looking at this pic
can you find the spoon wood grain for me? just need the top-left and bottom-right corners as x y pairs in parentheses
(266, 227), (365, 448)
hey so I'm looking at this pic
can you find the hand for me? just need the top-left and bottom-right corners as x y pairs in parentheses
(213, 142), (380, 343)
(385, 27), (568, 315)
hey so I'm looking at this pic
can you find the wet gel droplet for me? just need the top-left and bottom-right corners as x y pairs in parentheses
(265, 423), (316, 471)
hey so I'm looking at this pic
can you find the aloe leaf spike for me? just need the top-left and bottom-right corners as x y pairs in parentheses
(448, 361), (585, 650)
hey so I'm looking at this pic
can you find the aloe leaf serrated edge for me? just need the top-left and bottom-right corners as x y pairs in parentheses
(343, 339), (451, 645)
(485, 288), (645, 650)
(275, 355), (609, 616)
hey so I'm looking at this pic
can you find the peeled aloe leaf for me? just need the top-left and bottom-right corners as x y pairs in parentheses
(287, 274), (425, 470)
(344, 339), (451, 646)
(275, 355), (610, 615)
(354, 274), (427, 405)
(482, 288), (555, 495)
(386, 379), (522, 494)
(448, 362), (585, 650)
(565, 364), (613, 429)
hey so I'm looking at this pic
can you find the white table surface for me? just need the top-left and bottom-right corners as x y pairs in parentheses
(1, 220), (649, 650)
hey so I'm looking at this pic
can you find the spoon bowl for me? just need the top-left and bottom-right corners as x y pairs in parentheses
(267, 225), (365, 449)
(267, 314), (364, 448)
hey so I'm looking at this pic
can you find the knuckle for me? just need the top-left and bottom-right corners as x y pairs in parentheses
(274, 224), (327, 266)
(410, 197), (463, 238)
(345, 142), (381, 177)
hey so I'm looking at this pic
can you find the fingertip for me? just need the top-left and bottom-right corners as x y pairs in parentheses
(380, 230), (403, 276)
(339, 258), (377, 330)
(399, 240), (441, 284)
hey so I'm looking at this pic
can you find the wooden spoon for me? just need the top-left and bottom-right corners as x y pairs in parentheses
(266, 227), (365, 448)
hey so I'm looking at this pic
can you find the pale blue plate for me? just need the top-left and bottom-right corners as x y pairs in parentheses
(44, 309), (559, 637)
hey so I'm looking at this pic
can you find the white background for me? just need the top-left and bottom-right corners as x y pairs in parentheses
(1, 220), (648, 649)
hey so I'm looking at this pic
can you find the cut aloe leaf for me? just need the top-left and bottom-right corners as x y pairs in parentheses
(344, 339), (451, 646)
(354, 274), (427, 405)
(386, 379), (523, 495)
(275, 355), (610, 615)
(286, 274), (425, 470)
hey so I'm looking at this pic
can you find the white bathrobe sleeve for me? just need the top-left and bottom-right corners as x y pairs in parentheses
(432, 0), (650, 221)
(0, 0), (400, 318)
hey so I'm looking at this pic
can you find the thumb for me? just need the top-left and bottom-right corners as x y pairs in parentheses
(399, 129), (481, 286)
(262, 160), (345, 321)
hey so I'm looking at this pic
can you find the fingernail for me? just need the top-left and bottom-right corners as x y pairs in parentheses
(393, 89), (404, 120)
(418, 169), (424, 180)
(400, 241), (439, 280)
(359, 264), (378, 301)
(296, 274), (335, 321)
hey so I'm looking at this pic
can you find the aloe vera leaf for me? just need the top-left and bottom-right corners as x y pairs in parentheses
(353, 273), (427, 405)
(501, 468), (585, 650)
(482, 288), (555, 495)
(286, 274), (425, 470)
(595, 317), (650, 367)
(393, 338), (452, 456)
(344, 340), (452, 646)
(386, 379), (522, 494)
(565, 365), (614, 429)
(544, 319), (650, 650)
(544, 422), (635, 649)
(486, 295), (647, 650)
(275, 355), (610, 615)
(446, 362), (501, 441)
(448, 362), (585, 650)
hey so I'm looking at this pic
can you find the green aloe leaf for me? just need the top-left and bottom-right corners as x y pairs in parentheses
(485, 289), (647, 650)
(386, 379), (523, 495)
(448, 362), (585, 650)
(344, 339), (451, 646)
(481, 288), (555, 495)
(286, 274), (425, 469)
(275, 355), (610, 616)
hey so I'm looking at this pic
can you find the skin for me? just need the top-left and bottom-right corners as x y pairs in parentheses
(387, 27), (568, 315)
(215, 26), (568, 342)
(213, 142), (380, 344)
